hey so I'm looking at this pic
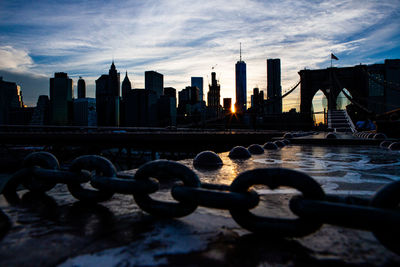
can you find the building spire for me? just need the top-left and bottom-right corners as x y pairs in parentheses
(240, 42), (242, 61)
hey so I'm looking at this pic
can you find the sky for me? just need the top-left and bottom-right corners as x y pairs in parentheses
(0, 0), (399, 111)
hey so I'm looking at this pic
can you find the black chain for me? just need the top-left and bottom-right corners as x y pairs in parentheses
(1, 152), (399, 255)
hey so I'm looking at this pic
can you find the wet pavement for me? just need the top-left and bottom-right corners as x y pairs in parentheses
(1, 144), (400, 266)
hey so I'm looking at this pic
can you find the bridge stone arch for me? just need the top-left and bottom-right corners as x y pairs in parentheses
(299, 65), (369, 115)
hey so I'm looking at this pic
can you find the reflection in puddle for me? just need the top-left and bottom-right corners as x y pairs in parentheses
(184, 145), (400, 196)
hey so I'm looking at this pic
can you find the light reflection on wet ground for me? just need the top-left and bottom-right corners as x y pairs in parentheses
(177, 145), (400, 196)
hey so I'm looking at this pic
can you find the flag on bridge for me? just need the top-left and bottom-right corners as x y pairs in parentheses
(331, 53), (339, 60)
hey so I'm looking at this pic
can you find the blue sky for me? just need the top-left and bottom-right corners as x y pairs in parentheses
(0, 0), (399, 109)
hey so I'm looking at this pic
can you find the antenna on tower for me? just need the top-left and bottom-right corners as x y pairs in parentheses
(240, 43), (242, 61)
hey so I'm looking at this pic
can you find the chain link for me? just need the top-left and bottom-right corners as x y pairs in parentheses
(1, 152), (400, 255)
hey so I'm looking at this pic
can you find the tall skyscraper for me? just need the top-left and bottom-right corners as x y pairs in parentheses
(120, 71), (132, 126)
(50, 72), (73, 125)
(235, 44), (247, 113)
(96, 61), (120, 126)
(145, 71), (163, 98)
(191, 77), (203, 102)
(108, 61), (120, 97)
(267, 58), (282, 114)
(121, 71), (132, 100)
(77, 77), (86, 99)
(207, 72), (220, 109)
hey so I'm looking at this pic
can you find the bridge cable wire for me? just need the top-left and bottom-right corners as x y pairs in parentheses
(332, 70), (374, 114)
(265, 80), (301, 104)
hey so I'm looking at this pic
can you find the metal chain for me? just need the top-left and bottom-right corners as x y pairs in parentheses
(1, 152), (399, 255)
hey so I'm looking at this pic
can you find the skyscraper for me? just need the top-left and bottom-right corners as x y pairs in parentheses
(267, 58), (282, 114)
(164, 87), (176, 100)
(96, 61), (120, 126)
(0, 77), (23, 124)
(191, 77), (203, 102)
(108, 61), (120, 97)
(50, 72), (73, 125)
(207, 72), (220, 109)
(77, 77), (86, 99)
(121, 71), (132, 100)
(235, 45), (247, 114)
(145, 71), (163, 99)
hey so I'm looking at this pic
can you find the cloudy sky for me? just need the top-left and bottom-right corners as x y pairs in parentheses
(0, 0), (399, 111)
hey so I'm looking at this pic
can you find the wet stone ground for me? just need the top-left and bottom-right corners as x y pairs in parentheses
(1, 145), (400, 266)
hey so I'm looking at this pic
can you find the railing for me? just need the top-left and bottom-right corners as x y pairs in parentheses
(343, 109), (356, 133)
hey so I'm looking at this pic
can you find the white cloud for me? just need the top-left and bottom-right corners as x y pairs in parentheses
(0, 46), (34, 72)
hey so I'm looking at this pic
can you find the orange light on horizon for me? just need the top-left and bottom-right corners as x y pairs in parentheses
(231, 105), (235, 113)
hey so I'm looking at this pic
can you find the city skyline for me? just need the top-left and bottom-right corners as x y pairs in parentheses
(0, 0), (399, 110)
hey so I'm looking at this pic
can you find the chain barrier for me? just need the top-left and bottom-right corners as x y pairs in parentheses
(0, 152), (399, 254)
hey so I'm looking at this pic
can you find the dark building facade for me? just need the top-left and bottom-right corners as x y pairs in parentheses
(73, 98), (96, 126)
(267, 58), (282, 114)
(77, 77), (86, 99)
(50, 72), (73, 125)
(145, 71), (163, 99)
(0, 77), (23, 124)
(30, 95), (50, 125)
(120, 72), (132, 126)
(121, 71), (132, 100)
(125, 89), (157, 127)
(179, 86), (200, 113)
(235, 59), (247, 113)
(164, 87), (177, 100)
(251, 87), (264, 114)
(191, 77), (203, 102)
(223, 98), (232, 114)
(95, 62), (120, 126)
(207, 72), (220, 109)
(158, 95), (177, 127)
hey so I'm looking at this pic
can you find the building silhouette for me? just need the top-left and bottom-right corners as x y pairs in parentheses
(207, 72), (221, 111)
(121, 71), (132, 100)
(223, 98), (232, 114)
(0, 77), (23, 124)
(145, 71), (163, 99)
(96, 61), (120, 126)
(164, 87), (176, 99)
(125, 89), (158, 127)
(30, 95), (50, 125)
(77, 77), (86, 99)
(235, 46), (247, 114)
(267, 58), (282, 114)
(250, 87), (264, 114)
(178, 86), (203, 123)
(120, 71), (132, 126)
(191, 77), (203, 102)
(73, 98), (96, 126)
(159, 89), (177, 127)
(50, 72), (73, 125)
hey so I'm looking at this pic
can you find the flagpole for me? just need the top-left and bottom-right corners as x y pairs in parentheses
(331, 54), (332, 68)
